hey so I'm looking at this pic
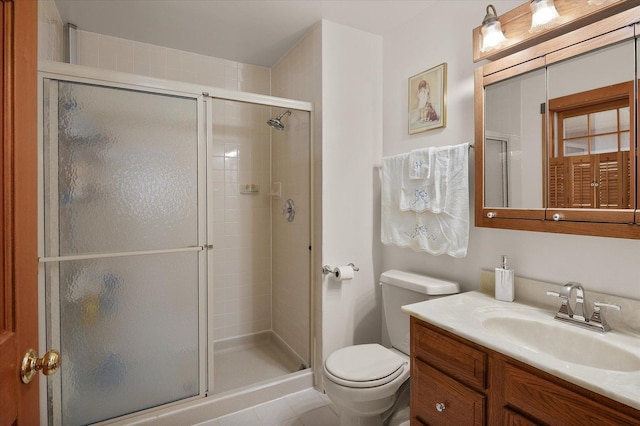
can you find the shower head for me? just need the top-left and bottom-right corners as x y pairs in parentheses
(267, 110), (292, 131)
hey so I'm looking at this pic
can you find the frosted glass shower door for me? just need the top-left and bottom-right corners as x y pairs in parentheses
(41, 80), (205, 425)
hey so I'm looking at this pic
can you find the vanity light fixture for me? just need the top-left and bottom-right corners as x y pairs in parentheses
(480, 4), (506, 52)
(530, 0), (562, 33)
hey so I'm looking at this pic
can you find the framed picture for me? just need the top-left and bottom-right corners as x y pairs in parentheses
(408, 63), (447, 134)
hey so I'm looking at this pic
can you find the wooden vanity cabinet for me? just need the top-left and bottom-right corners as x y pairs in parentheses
(411, 317), (488, 425)
(410, 317), (640, 425)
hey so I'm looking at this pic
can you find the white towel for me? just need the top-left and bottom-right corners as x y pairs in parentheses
(381, 143), (469, 257)
(409, 147), (434, 180)
(400, 147), (450, 213)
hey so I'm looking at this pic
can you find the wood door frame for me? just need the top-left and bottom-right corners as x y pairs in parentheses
(1, 0), (39, 424)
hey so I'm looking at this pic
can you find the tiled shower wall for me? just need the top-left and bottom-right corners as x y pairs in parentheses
(73, 30), (270, 95)
(271, 27), (321, 365)
(39, 0), (64, 61)
(37, 0), (270, 95)
(209, 100), (273, 340)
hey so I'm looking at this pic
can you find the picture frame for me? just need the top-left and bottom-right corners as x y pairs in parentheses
(408, 63), (447, 134)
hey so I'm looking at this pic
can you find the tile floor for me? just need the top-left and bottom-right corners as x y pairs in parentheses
(194, 388), (339, 426)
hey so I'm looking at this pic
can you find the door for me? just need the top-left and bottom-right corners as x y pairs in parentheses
(0, 0), (40, 425)
(41, 79), (205, 425)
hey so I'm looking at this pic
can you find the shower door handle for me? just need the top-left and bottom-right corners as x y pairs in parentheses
(21, 349), (61, 384)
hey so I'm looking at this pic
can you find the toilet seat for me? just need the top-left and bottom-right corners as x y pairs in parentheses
(324, 344), (407, 388)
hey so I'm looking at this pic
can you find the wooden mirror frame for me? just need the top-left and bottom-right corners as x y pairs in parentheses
(475, 5), (640, 240)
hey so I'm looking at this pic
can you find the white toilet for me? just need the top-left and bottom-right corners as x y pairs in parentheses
(323, 270), (459, 426)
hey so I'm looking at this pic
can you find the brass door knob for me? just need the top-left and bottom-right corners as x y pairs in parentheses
(21, 349), (61, 384)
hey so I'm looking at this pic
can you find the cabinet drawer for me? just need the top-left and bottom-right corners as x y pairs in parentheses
(412, 319), (487, 390)
(503, 362), (640, 425)
(412, 358), (485, 425)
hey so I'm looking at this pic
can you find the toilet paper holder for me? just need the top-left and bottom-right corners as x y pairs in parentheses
(322, 263), (360, 275)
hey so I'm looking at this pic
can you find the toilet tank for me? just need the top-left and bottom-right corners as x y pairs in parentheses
(380, 270), (459, 355)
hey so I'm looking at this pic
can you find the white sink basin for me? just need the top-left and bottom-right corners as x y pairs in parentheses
(402, 291), (640, 410)
(482, 315), (640, 372)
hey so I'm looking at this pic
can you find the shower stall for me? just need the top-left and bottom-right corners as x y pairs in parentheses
(38, 63), (313, 425)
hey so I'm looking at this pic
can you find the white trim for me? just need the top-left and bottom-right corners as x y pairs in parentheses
(204, 97), (216, 394)
(38, 60), (312, 112)
(41, 79), (63, 426)
(37, 64), (48, 426)
(308, 103), (316, 378)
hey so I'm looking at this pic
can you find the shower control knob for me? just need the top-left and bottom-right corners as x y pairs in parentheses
(281, 199), (296, 222)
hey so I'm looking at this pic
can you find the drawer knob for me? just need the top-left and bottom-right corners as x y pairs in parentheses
(435, 402), (446, 413)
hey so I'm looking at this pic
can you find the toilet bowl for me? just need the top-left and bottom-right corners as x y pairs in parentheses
(323, 344), (409, 425)
(322, 270), (459, 426)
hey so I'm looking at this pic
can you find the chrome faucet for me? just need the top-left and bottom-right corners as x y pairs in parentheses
(562, 282), (588, 321)
(546, 282), (621, 333)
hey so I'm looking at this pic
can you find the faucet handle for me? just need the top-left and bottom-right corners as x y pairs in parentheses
(546, 290), (572, 318)
(589, 301), (621, 332)
(593, 301), (621, 312)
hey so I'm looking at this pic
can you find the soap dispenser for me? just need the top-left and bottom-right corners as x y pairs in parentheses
(495, 255), (514, 302)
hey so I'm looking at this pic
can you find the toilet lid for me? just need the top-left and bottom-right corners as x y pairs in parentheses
(324, 344), (406, 387)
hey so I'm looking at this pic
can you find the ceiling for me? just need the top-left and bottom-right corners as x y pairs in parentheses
(53, 0), (434, 68)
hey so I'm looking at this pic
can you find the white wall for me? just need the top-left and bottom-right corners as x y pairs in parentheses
(272, 20), (384, 383)
(382, 0), (640, 301)
(320, 20), (384, 360)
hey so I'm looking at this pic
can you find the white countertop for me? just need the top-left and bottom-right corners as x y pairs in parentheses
(402, 291), (640, 411)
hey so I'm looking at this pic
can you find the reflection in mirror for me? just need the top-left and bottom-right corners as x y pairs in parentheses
(547, 39), (635, 210)
(484, 68), (545, 209)
(485, 136), (509, 207)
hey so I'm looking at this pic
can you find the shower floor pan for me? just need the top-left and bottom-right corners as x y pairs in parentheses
(213, 331), (306, 394)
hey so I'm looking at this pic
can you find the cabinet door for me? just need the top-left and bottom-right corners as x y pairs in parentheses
(503, 362), (640, 425)
(412, 358), (485, 425)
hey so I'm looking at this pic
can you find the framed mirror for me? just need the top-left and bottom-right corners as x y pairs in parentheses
(475, 11), (640, 239)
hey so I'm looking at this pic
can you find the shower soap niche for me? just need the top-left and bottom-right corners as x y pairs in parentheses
(240, 184), (260, 194)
